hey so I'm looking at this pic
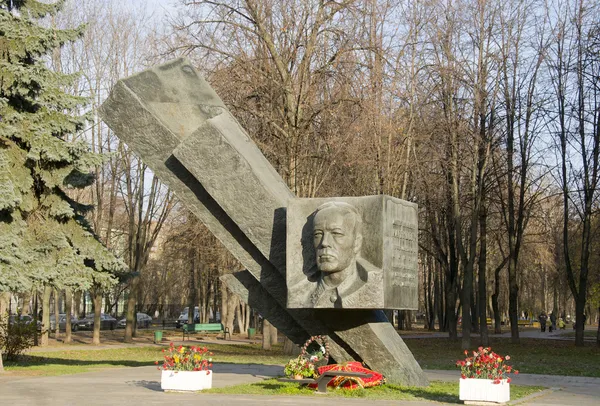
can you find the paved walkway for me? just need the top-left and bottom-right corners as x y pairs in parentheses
(2, 330), (597, 405)
(1, 362), (599, 406)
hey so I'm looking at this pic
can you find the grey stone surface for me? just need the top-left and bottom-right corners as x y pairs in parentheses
(99, 58), (427, 386)
(287, 196), (418, 309)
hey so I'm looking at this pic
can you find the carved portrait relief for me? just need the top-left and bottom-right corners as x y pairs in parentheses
(286, 195), (419, 310)
(306, 201), (382, 308)
(287, 198), (385, 309)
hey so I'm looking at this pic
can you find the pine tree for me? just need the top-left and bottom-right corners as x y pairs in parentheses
(0, 1), (124, 299)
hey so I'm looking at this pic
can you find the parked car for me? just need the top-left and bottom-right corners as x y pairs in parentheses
(7, 314), (42, 330)
(118, 313), (152, 329)
(75, 313), (117, 330)
(49, 314), (79, 331)
(176, 306), (199, 328)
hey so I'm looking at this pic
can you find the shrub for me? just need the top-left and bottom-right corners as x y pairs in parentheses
(0, 314), (38, 361)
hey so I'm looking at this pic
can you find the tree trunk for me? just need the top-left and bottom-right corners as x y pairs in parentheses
(73, 291), (81, 318)
(0, 292), (9, 317)
(33, 293), (39, 346)
(596, 306), (599, 347)
(472, 282), (479, 334)
(262, 319), (272, 350)
(82, 291), (87, 318)
(435, 264), (444, 331)
(244, 304), (250, 333)
(446, 282), (458, 339)
(461, 262), (473, 350)
(92, 289), (102, 345)
(220, 284), (229, 331)
(0, 291), (8, 369)
(508, 258), (520, 344)
(270, 324), (278, 346)
(384, 310), (394, 328)
(492, 264), (503, 334)
(64, 288), (72, 344)
(20, 292), (31, 315)
(234, 301), (243, 334)
(574, 294), (586, 347)
(283, 337), (299, 355)
(221, 285), (236, 335)
(188, 252), (197, 327)
(53, 289), (60, 340)
(425, 257), (435, 330)
(124, 277), (139, 342)
(40, 286), (51, 347)
(402, 310), (412, 331)
(478, 202), (489, 346)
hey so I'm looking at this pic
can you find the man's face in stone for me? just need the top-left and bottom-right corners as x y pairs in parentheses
(313, 207), (359, 273)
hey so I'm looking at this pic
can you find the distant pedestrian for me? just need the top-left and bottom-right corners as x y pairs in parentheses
(539, 312), (547, 332)
(558, 317), (566, 329)
(549, 311), (557, 332)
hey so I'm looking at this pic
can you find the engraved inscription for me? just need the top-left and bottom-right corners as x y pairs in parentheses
(390, 219), (418, 288)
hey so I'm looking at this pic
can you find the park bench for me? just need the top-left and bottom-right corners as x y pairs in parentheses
(278, 370), (373, 394)
(182, 323), (230, 341)
(517, 320), (533, 330)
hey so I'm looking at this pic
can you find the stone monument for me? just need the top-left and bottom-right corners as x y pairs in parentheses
(287, 196), (419, 309)
(99, 58), (428, 386)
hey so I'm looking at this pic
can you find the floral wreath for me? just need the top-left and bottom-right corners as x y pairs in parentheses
(300, 335), (330, 365)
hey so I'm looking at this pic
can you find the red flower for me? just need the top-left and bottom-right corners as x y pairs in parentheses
(456, 347), (515, 381)
(507, 378), (512, 383)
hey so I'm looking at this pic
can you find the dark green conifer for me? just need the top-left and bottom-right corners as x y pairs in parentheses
(0, 0), (124, 293)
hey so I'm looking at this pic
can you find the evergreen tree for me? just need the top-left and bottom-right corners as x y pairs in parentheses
(0, 1), (124, 297)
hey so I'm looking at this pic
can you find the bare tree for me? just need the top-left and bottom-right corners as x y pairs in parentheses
(547, 0), (600, 347)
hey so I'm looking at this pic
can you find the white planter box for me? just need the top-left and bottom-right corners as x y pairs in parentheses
(161, 370), (213, 391)
(459, 378), (510, 404)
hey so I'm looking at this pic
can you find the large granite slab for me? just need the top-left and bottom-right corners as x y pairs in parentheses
(99, 58), (428, 386)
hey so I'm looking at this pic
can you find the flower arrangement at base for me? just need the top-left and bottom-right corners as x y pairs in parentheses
(308, 361), (385, 390)
(300, 335), (330, 366)
(456, 346), (518, 383)
(456, 347), (518, 404)
(284, 355), (317, 379)
(157, 343), (214, 391)
(284, 335), (330, 379)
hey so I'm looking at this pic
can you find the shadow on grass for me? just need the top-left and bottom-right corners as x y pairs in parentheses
(253, 382), (289, 390)
(399, 386), (460, 404)
(5, 355), (283, 378)
(4, 354), (154, 369)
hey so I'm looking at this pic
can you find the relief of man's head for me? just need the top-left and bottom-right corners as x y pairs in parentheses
(312, 201), (363, 274)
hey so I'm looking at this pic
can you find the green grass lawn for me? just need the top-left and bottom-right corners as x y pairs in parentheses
(2, 343), (290, 376)
(205, 378), (544, 403)
(556, 330), (598, 338)
(3, 335), (599, 379)
(404, 337), (600, 377)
